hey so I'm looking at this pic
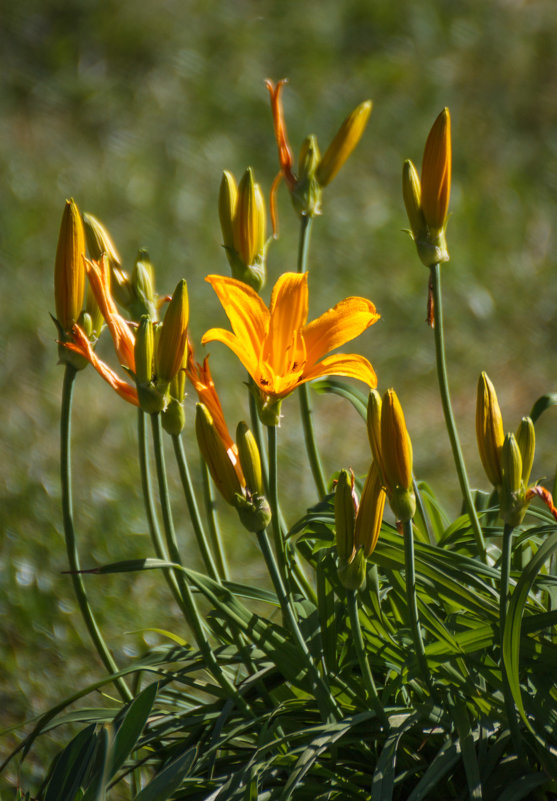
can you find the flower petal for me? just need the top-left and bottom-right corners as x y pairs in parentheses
(264, 272), (308, 378)
(204, 275), (269, 368)
(202, 327), (259, 379)
(301, 353), (377, 388)
(302, 296), (379, 366)
(86, 255), (136, 371)
(64, 325), (139, 405)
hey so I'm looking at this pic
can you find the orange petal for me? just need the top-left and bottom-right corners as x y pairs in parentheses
(86, 255), (136, 371)
(187, 352), (237, 458)
(301, 353), (377, 388)
(204, 275), (269, 367)
(265, 78), (296, 190)
(65, 326), (139, 406)
(303, 296), (379, 366)
(264, 273), (308, 377)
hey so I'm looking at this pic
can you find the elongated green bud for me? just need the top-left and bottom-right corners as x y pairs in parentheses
(515, 417), (535, 486)
(130, 249), (157, 322)
(219, 170), (238, 252)
(476, 372), (504, 487)
(354, 461), (385, 558)
(236, 421), (264, 496)
(500, 433), (526, 527)
(234, 168), (266, 269)
(366, 390), (385, 482)
(402, 160), (426, 242)
(335, 469), (357, 564)
(316, 100), (372, 187)
(134, 316), (154, 385)
(156, 279), (189, 385)
(196, 403), (243, 506)
(83, 212), (121, 266)
(381, 389), (415, 521)
(292, 135), (322, 218)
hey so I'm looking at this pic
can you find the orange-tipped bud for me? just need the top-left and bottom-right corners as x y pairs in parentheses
(156, 280), (189, 385)
(515, 417), (535, 486)
(354, 461), (386, 558)
(421, 108), (451, 232)
(476, 372), (504, 487)
(380, 389), (415, 522)
(366, 390), (385, 483)
(317, 99), (372, 187)
(196, 403), (244, 506)
(54, 199), (86, 333)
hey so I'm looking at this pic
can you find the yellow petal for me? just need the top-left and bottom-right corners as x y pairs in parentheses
(301, 353), (377, 388)
(303, 296), (379, 366)
(264, 272), (308, 377)
(204, 275), (268, 367)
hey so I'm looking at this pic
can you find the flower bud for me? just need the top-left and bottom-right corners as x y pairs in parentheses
(354, 461), (386, 558)
(421, 108), (451, 233)
(162, 397), (186, 435)
(476, 372), (504, 487)
(402, 160), (426, 242)
(366, 390), (385, 482)
(515, 417), (535, 486)
(130, 249), (157, 322)
(500, 433), (526, 527)
(335, 469), (357, 564)
(337, 546), (367, 590)
(219, 170), (238, 253)
(235, 493), (272, 533)
(135, 316), (167, 414)
(196, 403), (244, 506)
(381, 390), (415, 522)
(54, 199), (86, 333)
(236, 421), (264, 497)
(83, 212), (121, 266)
(316, 100), (372, 187)
(156, 279), (189, 386)
(234, 169), (265, 265)
(292, 135), (322, 218)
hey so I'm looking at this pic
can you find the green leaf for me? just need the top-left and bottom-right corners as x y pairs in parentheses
(529, 393), (557, 423)
(371, 712), (419, 800)
(110, 682), (158, 777)
(452, 701), (482, 800)
(132, 748), (197, 801)
(44, 723), (99, 801)
(406, 738), (461, 801)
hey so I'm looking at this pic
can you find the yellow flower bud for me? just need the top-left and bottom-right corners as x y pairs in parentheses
(354, 461), (386, 558)
(156, 280), (189, 385)
(402, 159), (426, 242)
(54, 199), (86, 333)
(135, 316), (167, 414)
(500, 433), (526, 527)
(335, 469), (357, 564)
(366, 390), (385, 483)
(236, 421), (264, 497)
(196, 403), (244, 506)
(421, 108), (451, 232)
(233, 168), (266, 268)
(515, 417), (535, 487)
(381, 389), (415, 521)
(316, 100), (372, 187)
(476, 372), (504, 487)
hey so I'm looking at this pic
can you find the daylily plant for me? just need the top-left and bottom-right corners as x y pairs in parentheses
(202, 271), (379, 425)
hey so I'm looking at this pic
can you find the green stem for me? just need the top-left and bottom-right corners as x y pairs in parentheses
(402, 518), (432, 693)
(150, 414), (252, 716)
(346, 589), (389, 728)
(499, 524), (523, 756)
(430, 263), (486, 561)
(200, 458), (230, 581)
(60, 365), (132, 702)
(296, 214), (327, 499)
(267, 424), (289, 585)
(137, 409), (186, 612)
(256, 528), (339, 722)
(172, 433), (221, 582)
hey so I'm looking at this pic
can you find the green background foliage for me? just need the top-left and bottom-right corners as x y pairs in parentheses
(2, 0), (557, 790)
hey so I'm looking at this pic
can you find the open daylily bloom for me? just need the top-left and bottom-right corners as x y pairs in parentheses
(202, 272), (379, 421)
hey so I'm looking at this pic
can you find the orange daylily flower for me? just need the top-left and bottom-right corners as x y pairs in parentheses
(187, 347), (245, 489)
(202, 272), (379, 402)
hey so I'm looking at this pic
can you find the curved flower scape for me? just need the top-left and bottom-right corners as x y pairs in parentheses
(202, 272), (379, 403)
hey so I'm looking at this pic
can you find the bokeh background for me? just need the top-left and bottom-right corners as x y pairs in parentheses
(2, 0), (557, 789)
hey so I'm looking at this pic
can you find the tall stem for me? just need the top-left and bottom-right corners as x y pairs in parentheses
(200, 459), (230, 581)
(137, 409), (185, 611)
(172, 433), (221, 582)
(499, 524), (523, 756)
(267, 424), (289, 584)
(150, 414), (252, 716)
(346, 589), (388, 728)
(256, 528), (339, 722)
(297, 214), (327, 498)
(430, 263), (486, 561)
(402, 518), (432, 693)
(60, 365), (132, 702)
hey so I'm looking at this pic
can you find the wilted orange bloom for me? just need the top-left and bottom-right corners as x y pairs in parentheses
(202, 272), (379, 401)
(265, 79), (296, 192)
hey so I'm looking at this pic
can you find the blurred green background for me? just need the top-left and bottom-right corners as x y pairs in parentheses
(2, 0), (557, 790)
